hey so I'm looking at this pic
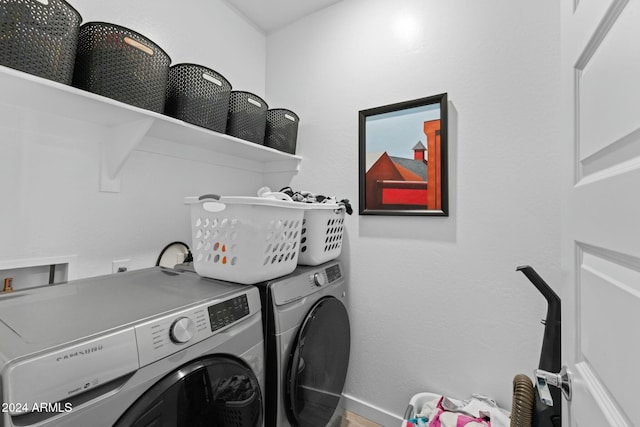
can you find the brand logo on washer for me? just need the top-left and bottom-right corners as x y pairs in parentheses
(56, 345), (104, 362)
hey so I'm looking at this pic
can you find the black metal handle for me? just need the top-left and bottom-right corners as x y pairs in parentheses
(516, 265), (561, 373)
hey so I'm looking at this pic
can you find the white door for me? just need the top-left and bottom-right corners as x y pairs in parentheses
(561, 0), (640, 425)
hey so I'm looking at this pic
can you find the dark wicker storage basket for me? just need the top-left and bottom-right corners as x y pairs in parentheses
(264, 109), (299, 154)
(72, 22), (171, 113)
(226, 91), (268, 145)
(165, 63), (232, 132)
(0, 0), (81, 84)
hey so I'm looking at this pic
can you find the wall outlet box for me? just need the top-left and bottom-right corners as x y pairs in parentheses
(0, 256), (78, 291)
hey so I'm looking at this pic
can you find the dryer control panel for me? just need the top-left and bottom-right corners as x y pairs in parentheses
(273, 261), (343, 306)
(135, 293), (252, 367)
(324, 263), (342, 283)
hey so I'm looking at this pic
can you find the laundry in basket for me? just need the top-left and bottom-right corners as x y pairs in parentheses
(185, 194), (306, 284)
(403, 393), (510, 427)
(258, 187), (352, 266)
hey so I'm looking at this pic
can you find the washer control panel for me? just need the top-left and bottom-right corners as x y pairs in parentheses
(136, 294), (250, 367)
(208, 294), (250, 332)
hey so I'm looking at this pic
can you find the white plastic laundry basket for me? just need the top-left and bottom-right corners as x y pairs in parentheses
(297, 204), (345, 266)
(185, 194), (306, 284)
(401, 392), (442, 427)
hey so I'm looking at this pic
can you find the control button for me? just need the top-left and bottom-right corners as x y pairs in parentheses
(170, 317), (195, 344)
(313, 272), (326, 287)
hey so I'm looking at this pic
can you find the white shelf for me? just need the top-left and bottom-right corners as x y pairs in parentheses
(0, 65), (302, 192)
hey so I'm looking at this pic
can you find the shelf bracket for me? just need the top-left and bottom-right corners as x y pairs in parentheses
(100, 117), (155, 192)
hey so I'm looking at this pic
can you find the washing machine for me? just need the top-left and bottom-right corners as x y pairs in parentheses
(0, 267), (264, 427)
(255, 260), (350, 427)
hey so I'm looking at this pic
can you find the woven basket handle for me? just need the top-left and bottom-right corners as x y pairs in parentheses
(202, 73), (223, 87)
(124, 36), (154, 56)
(247, 96), (262, 108)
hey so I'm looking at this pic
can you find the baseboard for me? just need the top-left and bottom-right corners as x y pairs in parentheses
(342, 393), (403, 426)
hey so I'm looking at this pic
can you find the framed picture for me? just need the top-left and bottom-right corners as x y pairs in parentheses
(358, 93), (448, 216)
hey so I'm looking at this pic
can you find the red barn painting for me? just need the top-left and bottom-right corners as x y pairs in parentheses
(359, 93), (448, 216)
(365, 119), (441, 210)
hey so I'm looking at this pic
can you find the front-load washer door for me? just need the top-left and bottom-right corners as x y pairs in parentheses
(114, 355), (262, 427)
(286, 296), (350, 427)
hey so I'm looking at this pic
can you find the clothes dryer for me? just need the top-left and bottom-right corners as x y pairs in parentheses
(0, 267), (264, 427)
(255, 260), (350, 427)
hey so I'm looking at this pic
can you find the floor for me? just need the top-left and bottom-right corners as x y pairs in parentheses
(339, 410), (383, 427)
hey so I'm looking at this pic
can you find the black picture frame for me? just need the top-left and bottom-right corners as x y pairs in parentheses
(358, 93), (448, 216)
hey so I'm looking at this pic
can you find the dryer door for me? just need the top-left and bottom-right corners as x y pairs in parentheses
(286, 296), (350, 427)
(115, 356), (262, 427)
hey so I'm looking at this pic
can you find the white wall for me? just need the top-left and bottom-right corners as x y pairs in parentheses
(266, 0), (562, 422)
(0, 0), (268, 283)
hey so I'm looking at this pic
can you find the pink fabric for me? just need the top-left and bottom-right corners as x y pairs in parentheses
(428, 397), (491, 427)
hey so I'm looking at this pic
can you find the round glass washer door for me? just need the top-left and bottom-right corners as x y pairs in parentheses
(286, 296), (351, 427)
(115, 355), (262, 427)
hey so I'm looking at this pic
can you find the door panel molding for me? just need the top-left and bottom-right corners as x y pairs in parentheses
(574, 362), (631, 426)
(578, 249), (640, 423)
(580, 127), (640, 181)
(572, 0), (631, 184)
(577, 0), (640, 165)
(573, 0), (629, 70)
(574, 168), (640, 258)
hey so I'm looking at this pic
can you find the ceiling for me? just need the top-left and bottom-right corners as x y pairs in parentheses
(224, 0), (342, 33)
